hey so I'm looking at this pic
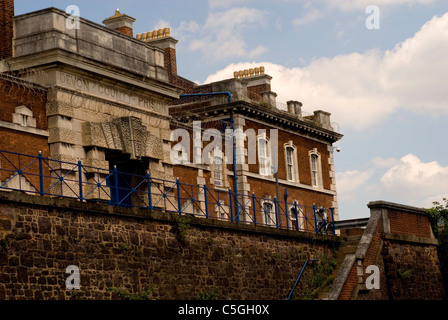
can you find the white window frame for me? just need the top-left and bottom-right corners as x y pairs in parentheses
(289, 202), (304, 231)
(309, 148), (323, 188)
(258, 133), (271, 176)
(213, 155), (223, 187)
(284, 141), (298, 182)
(261, 200), (275, 226)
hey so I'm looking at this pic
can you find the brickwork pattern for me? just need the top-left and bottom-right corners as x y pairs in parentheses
(0, 0), (14, 60)
(387, 209), (432, 238)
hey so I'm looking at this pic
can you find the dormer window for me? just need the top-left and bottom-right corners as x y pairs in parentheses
(12, 106), (36, 128)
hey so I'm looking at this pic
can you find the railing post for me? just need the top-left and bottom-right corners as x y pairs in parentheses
(77, 159), (83, 201)
(38, 151), (44, 197)
(274, 197), (279, 228)
(113, 165), (119, 206)
(294, 201), (299, 231)
(203, 184), (209, 218)
(229, 189), (234, 222)
(330, 207), (335, 235)
(313, 204), (318, 233)
(176, 178), (182, 215)
(252, 193), (257, 226)
(287, 259), (320, 300)
(146, 171), (152, 210)
(284, 189), (289, 230)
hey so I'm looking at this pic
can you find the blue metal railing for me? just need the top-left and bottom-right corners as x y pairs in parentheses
(0, 149), (335, 233)
(287, 259), (320, 300)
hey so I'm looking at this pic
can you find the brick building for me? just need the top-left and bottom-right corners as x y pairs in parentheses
(0, 0), (342, 231)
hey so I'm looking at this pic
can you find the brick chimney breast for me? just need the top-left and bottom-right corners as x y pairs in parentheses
(102, 9), (136, 37)
(0, 0), (15, 60)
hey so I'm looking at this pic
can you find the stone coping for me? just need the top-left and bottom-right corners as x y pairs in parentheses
(0, 190), (341, 243)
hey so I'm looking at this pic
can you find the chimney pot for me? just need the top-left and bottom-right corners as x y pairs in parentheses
(103, 9), (136, 37)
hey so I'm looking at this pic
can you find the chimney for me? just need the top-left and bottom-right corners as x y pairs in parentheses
(313, 110), (333, 130)
(0, 0), (14, 60)
(103, 9), (136, 37)
(136, 28), (178, 79)
(287, 100), (303, 118)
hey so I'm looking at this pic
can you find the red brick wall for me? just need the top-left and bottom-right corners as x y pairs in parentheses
(0, 0), (14, 60)
(115, 26), (133, 37)
(247, 84), (271, 101)
(0, 77), (49, 191)
(0, 78), (48, 130)
(243, 119), (331, 190)
(164, 47), (177, 78)
(338, 261), (358, 300)
(387, 209), (432, 238)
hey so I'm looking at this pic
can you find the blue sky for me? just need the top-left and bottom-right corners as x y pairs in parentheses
(15, 0), (448, 219)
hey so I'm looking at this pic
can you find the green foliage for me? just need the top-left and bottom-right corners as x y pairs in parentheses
(427, 198), (448, 238)
(173, 216), (190, 245)
(398, 268), (414, 279)
(119, 242), (129, 253)
(196, 288), (221, 300)
(107, 287), (153, 300)
(0, 236), (8, 253)
(427, 198), (448, 298)
(300, 255), (336, 300)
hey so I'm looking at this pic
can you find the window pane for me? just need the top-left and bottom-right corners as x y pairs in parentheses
(286, 147), (294, 180)
(311, 154), (318, 187)
(214, 156), (223, 186)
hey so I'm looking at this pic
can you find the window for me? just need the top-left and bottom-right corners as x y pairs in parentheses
(21, 115), (28, 127)
(309, 149), (322, 188)
(258, 135), (270, 176)
(12, 106), (36, 128)
(286, 146), (294, 181)
(289, 205), (298, 230)
(310, 154), (318, 187)
(289, 203), (304, 231)
(262, 201), (275, 226)
(213, 156), (223, 187)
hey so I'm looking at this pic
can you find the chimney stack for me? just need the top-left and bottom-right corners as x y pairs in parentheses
(103, 9), (135, 37)
(0, 0), (14, 60)
(287, 100), (303, 118)
(136, 28), (178, 79)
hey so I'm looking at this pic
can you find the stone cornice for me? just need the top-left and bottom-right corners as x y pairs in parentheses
(170, 100), (343, 143)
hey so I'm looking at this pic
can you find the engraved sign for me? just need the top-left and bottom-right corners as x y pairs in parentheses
(58, 72), (157, 110)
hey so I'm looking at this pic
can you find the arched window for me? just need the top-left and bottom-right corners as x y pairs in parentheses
(261, 200), (275, 226)
(284, 141), (298, 182)
(213, 155), (223, 187)
(309, 148), (323, 188)
(258, 133), (271, 176)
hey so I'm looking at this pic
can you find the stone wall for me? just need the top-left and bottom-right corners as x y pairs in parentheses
(0, 191), (338, 300)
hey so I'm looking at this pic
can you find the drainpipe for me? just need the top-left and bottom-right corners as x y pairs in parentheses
(179, 92), (231, 103)
(178, 92), (239, 218)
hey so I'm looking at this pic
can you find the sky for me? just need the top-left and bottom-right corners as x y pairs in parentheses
(15, 0), (448, 220)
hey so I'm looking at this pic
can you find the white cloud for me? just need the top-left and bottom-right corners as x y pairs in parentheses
(292, 8), (324, 26)
(318, 0), (437, 11)
(203, 12), (448, 131)
(336, 169), (374, 201)
(208, 0), (254, 9)
(181, 7), (267, 62)
(380, 154), (448, 206)
(335, 154), (448, 218)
